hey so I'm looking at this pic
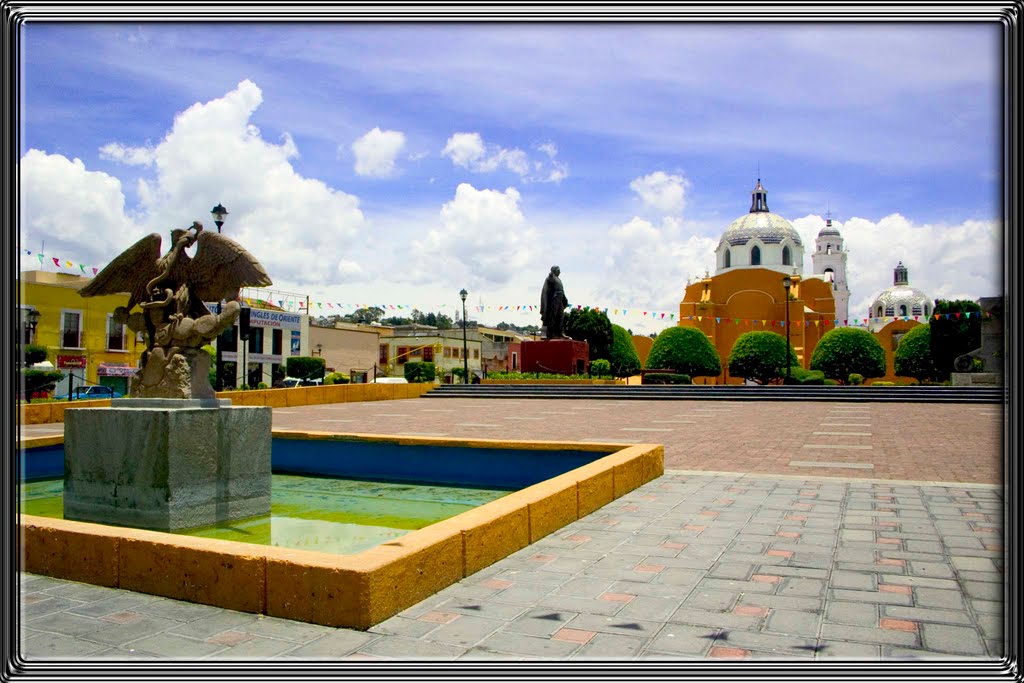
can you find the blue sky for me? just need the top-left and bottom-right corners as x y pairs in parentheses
(20, 22), (1002, 332)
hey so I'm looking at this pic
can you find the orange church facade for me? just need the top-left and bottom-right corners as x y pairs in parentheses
(678, 268), (837, 385)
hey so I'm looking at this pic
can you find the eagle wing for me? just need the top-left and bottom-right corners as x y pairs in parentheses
(79, 233), (163, 307)
(187, 231), (272, 303)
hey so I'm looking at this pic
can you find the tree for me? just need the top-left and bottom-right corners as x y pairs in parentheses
(564, 308), (614, 361)
(728, 331), (798, 385)
(424, 312), (454, 330)
(809, 327), (886, 384)
(404, 361), (437, 383)
(645, 327), (721, 378)
(286, 356), (326, 380)
(893, 323), (935, 382)
(608, 325), (641, 378)
(345, 306), (385, 324)
(930, 299), (981, 379)
(19, 344), (61, 402)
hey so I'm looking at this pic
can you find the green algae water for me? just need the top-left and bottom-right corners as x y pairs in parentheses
(20, 474), (511, 555)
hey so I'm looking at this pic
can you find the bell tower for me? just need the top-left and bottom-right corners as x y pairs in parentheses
(812, 211), (850, 324)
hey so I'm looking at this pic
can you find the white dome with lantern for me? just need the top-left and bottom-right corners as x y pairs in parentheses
(715, 180), (803, 275)
(867, 261), (932, 332)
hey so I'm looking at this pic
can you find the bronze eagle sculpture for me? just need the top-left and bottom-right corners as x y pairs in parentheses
(81, 221), (272, 399)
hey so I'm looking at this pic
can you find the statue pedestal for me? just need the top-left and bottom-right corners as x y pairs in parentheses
(63, 399), (271, 531)
(521, 339), (590, 375)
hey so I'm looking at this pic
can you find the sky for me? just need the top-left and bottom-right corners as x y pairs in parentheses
(18, 22), (1003, 334)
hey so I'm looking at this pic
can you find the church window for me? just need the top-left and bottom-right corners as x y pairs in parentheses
(750, 246), (761, 266)
(824, 268), (834, 282)
(885, 306), (894, 316)
(899, 304), (908, 317)
(924, 303), (930, 316)
(912, 305), (923, 316)
(876, 305), (883, 317)
(724, 249), (731, 268)
(782, 246), (792, 266)
(826, 244), (832, 255)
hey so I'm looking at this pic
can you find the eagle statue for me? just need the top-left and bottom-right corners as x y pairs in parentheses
(81, 221), (272, 399)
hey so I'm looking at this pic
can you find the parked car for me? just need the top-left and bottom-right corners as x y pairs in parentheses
(373, 377), (408, 384)
(280, 377), (323, 388)
(54, 385), (122, 400)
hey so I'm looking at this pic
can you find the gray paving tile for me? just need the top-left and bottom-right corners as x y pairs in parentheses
(284, 630), (381, 658)
(882, 606), (972, 625)
(127, 632), (226, 658)
(646, 623), (716, 656)
(764, 609), (820, 637)
(474, 631), (581, 658)
(22, 632), (112, 659)
(920, 623), (987, 655)
(40, 582), (123, 603)
(81, 615), (181, 646)
(915, 587), (967, 610)
(66, 592), (163, 618)
(570, 632), (648, 659)
(421, 615), (506, 648)
(715, 629), (819, 657)
(24, 612), (112, 637)
(22, 596), (88, 620)
(825, 601), (878, 627)
(819, 623), (918, 647)
(132, 598), (226, 623)
(230, 615), (332, 643)
(205, 635), (303, 659)
(167, 611), (261, 640)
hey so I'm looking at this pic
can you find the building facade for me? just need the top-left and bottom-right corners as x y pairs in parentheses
(20, 270), (144, 396)
(679, 181), (838, 384)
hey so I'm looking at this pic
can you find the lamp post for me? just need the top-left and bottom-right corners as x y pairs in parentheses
(782, 276), (792, 383)
(315, 343), (325, 382)
(211, 203), (228, 233)
(460, 289), (469, 384)
(211, 204), (228, 389)
(25, 308), (40, 345)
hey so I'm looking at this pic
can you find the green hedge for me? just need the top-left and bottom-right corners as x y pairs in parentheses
(589, 359), (611, 378)
(403, 361), (436, 383)
(608, 325), (641, 378)
(783, 366), (825, 385)
(325, 372), (351, 385)
(487, 371), (607, 381)
(286, 356), (326, 380)
(727, 331), (798, 385)
(642, 372), (692, 385)
(893, 323), (935, 381)
(645, 327), (721, 378)
(809, 328), (886, 384)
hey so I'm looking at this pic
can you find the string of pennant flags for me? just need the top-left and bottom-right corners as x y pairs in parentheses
(25, 249), (993, 326)
(22, 249), (101, 276)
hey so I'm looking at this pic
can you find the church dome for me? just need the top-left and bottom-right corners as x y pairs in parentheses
(817, 220), (841, 237)
(715, 180), (804, 275)
(868, 261), (932, 331)
(722, 211), (803, 247)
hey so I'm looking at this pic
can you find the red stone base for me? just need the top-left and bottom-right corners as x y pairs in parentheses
(521, 339), (590, 375)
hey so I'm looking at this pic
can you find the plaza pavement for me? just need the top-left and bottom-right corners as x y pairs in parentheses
(18, 397), (1005, 663)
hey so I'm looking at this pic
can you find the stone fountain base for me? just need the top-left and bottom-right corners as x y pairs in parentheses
(63, 398), (271, 531)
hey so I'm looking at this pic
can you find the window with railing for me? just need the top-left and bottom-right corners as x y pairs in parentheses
(422, 346), (434, 362)
(61, 310), (82, 348)
(379, 344), (389, 364)
(106, 313), (127, 351)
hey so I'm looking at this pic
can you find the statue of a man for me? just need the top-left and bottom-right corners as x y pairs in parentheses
(540, 265), (570, 339)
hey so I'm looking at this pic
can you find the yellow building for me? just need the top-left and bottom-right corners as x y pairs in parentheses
(676, 181), (839, 384)
(20, 270), (144, 396)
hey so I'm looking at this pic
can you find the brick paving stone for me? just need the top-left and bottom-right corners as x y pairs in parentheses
(24, 612), (117, 637)
(474, 631), (581, 658)
(614, 595), (681, 622)
(819, 623), (919, 647)
(570, 632), (648, 659)
(919, 623), (987, 655)
(122, 632), (226, 658)
(646, 624), (716, 656)
(908, 561), (956, 579)
(667, 608), (761, 631)
(825, 602), (878, 627)
(779, 577), (826, 597)
(167, 611), (261, 640)
(421, 615), (506, 648)
(882, 606), (973, 625)
(962, 581), (1002, 601)
(81, 615), (182, 647)
(22, 632), (111, 659)
(714, 629), (819, 657)
(764, 609), (820, 637)
(815, 640), (882, 660)
(829, 571), (876, 591)
(914, 587), (967, 610)
(360, 635), (468, 660)
(561, 613), (663, 637)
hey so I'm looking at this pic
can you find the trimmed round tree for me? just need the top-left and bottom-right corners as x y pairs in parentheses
(645, 327), (721, 378)
(893, 323), (934, 382)
(728, 331), (799, 385)
(608, 324), (642, 378)
(809, 327), (886, 384)
(564, 308), (614, 361)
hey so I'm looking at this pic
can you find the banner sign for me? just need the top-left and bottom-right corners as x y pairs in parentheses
(250, 309), (301, 330)
(57, 355), (87, 368)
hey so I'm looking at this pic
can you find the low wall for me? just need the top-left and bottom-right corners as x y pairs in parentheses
(19, 383), (434, 424)
(20, 437), (663, 629)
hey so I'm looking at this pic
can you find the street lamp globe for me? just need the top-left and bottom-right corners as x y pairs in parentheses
(211, 203), (229, 233)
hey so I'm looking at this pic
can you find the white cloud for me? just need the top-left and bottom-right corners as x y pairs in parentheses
(98, 142), (156, 166)
(441, 132), (567, 183)
(597, 214), (717, 313)
(23, 80), (365, 289)
(351, 127), (406, 177)
(791, 213), (1001, 322)
(336, 258), (363, 277)
(405, 183), (540, 287)
(19, 149), (141, 267)
(630, 171), (689, 216)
